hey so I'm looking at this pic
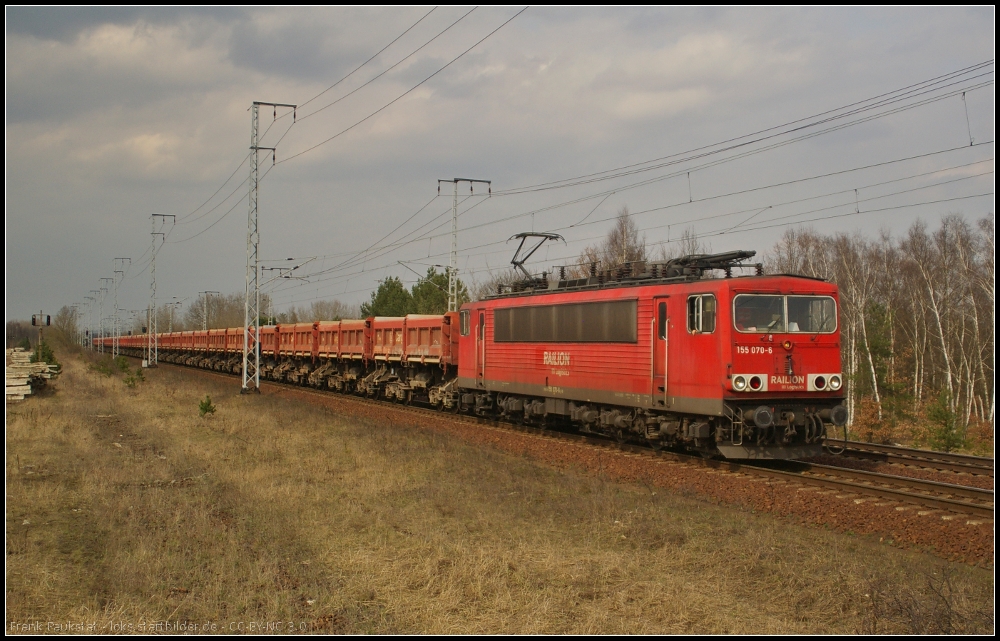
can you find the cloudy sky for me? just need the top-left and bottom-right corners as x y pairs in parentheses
(5, 7), (994, 326)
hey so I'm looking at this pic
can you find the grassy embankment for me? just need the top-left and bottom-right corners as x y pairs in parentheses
(6, 341), (994, 634)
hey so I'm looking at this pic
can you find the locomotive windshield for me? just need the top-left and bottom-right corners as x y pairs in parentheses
(734, 295), (836, 333)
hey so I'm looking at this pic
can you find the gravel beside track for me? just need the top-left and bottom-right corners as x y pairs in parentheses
(176, 365), (995, 567)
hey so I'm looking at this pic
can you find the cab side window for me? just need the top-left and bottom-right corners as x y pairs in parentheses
(460, 310), (470, 336)
(687, 294), (716, 334)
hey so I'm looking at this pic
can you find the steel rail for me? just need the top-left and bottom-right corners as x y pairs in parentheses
(742, 464), (995, 519)
(776, 460), (994, 501)
(839, 440), (994, 472)
(839, 446), (994, 477)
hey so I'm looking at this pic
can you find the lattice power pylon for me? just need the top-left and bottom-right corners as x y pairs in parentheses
(147, 214), (174, 366)
(437, 178), (491, 311)
(243, 100), (295, 393)
(112, 257), (130, 357)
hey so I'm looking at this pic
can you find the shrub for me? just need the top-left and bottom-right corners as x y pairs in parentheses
(123, 367), (145, 389)
(29, 340), (58, 367)
(199, 395), (217, 417)
(925, 390), (964, 453)
(90, 357), (114, 377)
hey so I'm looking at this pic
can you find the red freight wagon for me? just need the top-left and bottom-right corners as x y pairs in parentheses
(404, 313), (459, 366)
(293, 322), (318, 359)
(208, 328), (226, 353)
(361, 314), (459, 401)
(258, 325), (276, 356)
(371, 317), (405, 363)
(282, 322), (318, 384)
(316, 321), (340, 359)
(338, 319), (370, 362)
(304, 319), (368, 390)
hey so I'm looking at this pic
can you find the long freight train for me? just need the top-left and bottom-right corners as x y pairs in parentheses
(100, 250), (848, 459)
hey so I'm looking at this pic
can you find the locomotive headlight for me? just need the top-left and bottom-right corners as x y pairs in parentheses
(733, 375), (747, 391)
(829, 375), (842, 391)
(748, 375), (763, 391)
(813, 375), (827, 391)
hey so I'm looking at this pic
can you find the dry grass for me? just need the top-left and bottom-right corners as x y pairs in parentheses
(6, 346), (994, 634)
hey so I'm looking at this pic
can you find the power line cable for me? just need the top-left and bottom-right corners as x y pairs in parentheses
(493, 60), (994, 195)
(295, 7), (476, 123)
(270, 162), (994, 300)
(448, 84), (995, 237)
(276, 7), (529, 164)
(175, 10), (439, 226)
(299, 7), (439, 111)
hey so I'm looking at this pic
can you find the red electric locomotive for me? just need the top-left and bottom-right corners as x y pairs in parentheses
(451, 246), (847, 459)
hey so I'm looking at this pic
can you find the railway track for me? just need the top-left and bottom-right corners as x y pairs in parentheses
(754, 460), (994, 519)
(831, 440), (994, 477)
(161, 361), (996, 521)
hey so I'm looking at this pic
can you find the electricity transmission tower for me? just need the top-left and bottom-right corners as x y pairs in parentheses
(200, 291), (219, 331)
(85, 295), (97, 349)
(437, 178), (491, 312)
(99, 279), (112, 352)
(112, 257), (130, 357)
(147, 214), (174, 366)
(243, 100), (295, 393)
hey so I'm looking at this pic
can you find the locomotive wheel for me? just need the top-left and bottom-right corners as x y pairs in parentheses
(614, 428), (626, 444)
(645, 438), (663, 452)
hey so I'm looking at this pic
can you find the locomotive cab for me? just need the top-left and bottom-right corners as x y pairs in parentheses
(718, 278), (847, 458)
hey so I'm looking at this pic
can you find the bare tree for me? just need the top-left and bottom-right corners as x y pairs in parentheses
(655, 226), (711, 262)
(765, 213), (994, 444)
(183, 291), (274, 330)
(471, 267), (523, 301)
(280, 299), (359, 322)
(53, 305), (78, 338)
(570, 206), (647, 276)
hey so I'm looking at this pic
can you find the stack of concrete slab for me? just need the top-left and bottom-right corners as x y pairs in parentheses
(5, 348), (59, 402)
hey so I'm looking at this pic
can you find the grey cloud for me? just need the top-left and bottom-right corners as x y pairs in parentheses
(224, 8), (454, 83)
(6, 7), (244, 42)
